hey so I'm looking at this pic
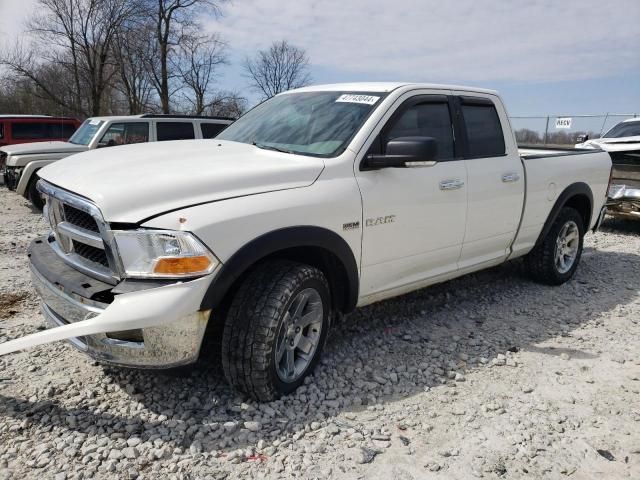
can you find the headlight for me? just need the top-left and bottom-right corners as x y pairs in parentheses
(112, 230), (219, 278)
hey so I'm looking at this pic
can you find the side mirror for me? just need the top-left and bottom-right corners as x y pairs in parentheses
(364, 136), (438, 169)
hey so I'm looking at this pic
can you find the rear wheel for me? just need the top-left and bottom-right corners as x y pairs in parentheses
(221, 260), (330, 401)
(525, 207), (584, 285)
(28, 173), (45, 211)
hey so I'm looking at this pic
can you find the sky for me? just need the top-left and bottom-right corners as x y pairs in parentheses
(1, 0), (639, 124)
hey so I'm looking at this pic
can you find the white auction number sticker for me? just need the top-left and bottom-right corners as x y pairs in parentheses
(336, 94), (380, 105)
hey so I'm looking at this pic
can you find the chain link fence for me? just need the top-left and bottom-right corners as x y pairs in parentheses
(509, 113), (639, 147)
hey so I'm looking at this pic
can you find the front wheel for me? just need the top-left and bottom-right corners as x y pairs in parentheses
(28, 174), (45, 211)
(525, 207), (585, 285)
(221, 260), (330, 401)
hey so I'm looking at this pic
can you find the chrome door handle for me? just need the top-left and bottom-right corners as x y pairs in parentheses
(439, 179), (465, 190)
(502, 173), (521, 182)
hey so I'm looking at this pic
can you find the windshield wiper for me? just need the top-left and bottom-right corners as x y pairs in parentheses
(252, 142), (294, 154)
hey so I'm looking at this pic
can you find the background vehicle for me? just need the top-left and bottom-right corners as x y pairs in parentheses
(575, 117), (640, 152)
(1, 114), (233, 209)
(0, 115), (80, 147)
(0, 83), (612, 402)
(0, 115), (80, 186)
(576, 118), (640, 219)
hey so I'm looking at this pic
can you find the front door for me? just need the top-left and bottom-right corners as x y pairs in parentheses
(356, 93), (468, 299)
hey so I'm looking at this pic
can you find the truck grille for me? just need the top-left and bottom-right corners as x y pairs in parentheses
(63, 204), (100, 233)
(39, 181), (119, 283)
(72, 241), (110, 267)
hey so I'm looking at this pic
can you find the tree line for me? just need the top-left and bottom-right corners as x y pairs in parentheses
(0, 0), (312, 120)
(514, 128), (597, 146)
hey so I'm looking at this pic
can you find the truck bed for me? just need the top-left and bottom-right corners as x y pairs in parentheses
(508, 146), (612, 259)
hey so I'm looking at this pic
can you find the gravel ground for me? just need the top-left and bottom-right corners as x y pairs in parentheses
(1, 188), (639, 480)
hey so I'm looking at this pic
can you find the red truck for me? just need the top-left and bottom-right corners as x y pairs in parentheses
(0, 115), (80, 147)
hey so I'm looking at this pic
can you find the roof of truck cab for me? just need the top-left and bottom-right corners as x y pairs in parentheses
(288, 82), (499, 95)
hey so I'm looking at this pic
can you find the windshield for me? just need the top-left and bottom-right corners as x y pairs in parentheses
(603, 120), (640, 139)
(217, 91), (386, 157)
(68, 119), (104, 145)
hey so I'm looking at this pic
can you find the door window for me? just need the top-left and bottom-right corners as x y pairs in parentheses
(156, 122), (195, 141)
(0, 123), (3, 139)
(384, 101), (455, 160)
(460, 101), (505, 158)
(201, 122), (227, 138)
(99, 122), (149, 147)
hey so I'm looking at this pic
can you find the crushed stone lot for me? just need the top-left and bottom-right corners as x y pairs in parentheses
(0, 187), (639, 480)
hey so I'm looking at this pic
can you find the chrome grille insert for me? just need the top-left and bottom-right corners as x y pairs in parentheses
(38, 180), (121, 284)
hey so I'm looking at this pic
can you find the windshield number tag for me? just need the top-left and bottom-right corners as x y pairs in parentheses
(336, 94), (380, 105)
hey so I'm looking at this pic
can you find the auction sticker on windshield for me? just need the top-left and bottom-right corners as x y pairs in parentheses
(336, 94), (380, 105)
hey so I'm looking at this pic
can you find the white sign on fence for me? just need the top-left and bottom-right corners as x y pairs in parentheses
(555, 117), (572, 129)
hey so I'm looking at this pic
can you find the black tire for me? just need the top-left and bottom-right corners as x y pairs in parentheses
(221, 260), (331, 401)
(525, 207), (585, 285)
(28, 174), (45, 211)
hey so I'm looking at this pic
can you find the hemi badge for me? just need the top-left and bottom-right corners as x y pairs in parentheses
(343, 221), (360, 231)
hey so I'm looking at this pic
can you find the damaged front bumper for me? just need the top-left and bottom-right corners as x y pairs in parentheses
(0, 237), (214, 368)
(607, 184), (640, 219)
(3, 166), (21, 191)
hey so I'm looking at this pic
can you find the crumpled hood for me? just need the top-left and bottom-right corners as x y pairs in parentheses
(0, 141), (87, 156)
(579, 136), (640, 152)
(39, 139), (325, 222)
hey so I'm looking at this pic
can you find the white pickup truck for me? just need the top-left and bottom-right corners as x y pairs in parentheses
(0, 83), (612, 401)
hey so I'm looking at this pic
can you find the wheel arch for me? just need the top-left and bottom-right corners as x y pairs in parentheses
(535, 182), (593, 247)
(17, 160), (51, 197)
(200, 226), (360, 315)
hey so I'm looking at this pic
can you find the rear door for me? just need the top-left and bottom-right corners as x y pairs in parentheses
(452, 93), (525, 269)
(356, 92), (468, 298)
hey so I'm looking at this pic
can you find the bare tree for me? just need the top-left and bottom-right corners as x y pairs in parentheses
(177, 33), (227, 115)
(0, 70), (77, 116)
(143, 0), (226, 113)
(243, 40), (312, 100)
(2, 0), (140, 117)
(112, 22), (156, 114)
(206, 90), (247, 119)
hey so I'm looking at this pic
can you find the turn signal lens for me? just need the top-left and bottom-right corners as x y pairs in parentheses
(154, 256), (213, 275)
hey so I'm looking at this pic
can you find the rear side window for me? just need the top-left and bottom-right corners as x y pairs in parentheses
(156, 122), (195, 141)
(11, 122), (48, 139)
(461, 101), (505, 158)
(62, 123), (77, 138)
(46, 122), (77, 138)
(201, 122), (227, 139)
(0, 123), (3, 139)
(386, 101), (454, 159)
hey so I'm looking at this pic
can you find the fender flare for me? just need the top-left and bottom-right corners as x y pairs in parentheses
(16, 160), (56, 197)
(200, 226), (360, 313)
(535, 182), (593, 247)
